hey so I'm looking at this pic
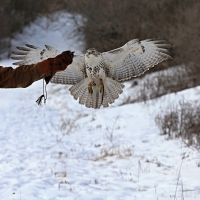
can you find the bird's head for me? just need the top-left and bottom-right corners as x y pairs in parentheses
(85, 48), (100, 58)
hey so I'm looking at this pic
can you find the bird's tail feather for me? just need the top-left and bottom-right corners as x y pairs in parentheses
(102, 77), (124, 107)
(69, 77), (124, 109)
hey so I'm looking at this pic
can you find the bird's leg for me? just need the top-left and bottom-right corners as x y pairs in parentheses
(88, 81), (96, 94)
(100, 78), (104, 93)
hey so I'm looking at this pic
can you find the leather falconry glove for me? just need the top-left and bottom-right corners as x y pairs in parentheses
(36, 50), (74, 84)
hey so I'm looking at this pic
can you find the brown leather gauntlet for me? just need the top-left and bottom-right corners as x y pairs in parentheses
(36, 51), (74, 83)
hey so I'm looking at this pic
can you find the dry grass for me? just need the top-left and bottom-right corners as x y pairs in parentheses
(121, 64), (200, 105)
(155, 99), (200, 149)
(94, 140), (134, 161)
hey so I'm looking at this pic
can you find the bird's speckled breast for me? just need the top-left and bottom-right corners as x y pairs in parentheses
(85, 54), (106, 79)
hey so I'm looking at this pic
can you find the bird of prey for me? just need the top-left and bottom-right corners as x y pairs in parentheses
(11, 39), (172, 109)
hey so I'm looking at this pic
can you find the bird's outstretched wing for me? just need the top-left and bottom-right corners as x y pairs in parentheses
(50, 55), (86, 85)
(11, 44), (60, 65)
(11, 44), (86, 85)
(102, 39), (172, 81)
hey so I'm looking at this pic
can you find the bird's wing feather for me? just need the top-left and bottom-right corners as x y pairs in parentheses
(11, 44), (86, 85)
(102, 39), (172, 81)
(11, 44), (60, 65)
(50, 55), (86, 85)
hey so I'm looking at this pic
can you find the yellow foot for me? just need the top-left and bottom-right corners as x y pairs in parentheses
(88, 81), (96, 94)
(100, 78), (104, 93)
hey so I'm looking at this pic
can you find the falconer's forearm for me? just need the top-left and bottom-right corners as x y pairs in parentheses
(0, 65), (43, 88)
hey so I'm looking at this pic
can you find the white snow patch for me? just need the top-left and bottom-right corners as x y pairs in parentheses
(11, 11), (85, 55)
(0, 11), (200, 200)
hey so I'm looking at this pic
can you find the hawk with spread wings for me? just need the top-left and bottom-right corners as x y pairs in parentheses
(11, 39), (172, 109)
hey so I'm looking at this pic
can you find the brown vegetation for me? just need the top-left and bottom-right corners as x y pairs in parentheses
(120, 63), (200, 105)
(155, 99), (200, 149)
(0, 0), (200, 69)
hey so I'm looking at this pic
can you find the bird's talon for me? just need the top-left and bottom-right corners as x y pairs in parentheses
(88, 85), (93, 94)
(88, 81), (96, 94)
(100, 84), (104, 93)
(99, 78), (104, 93)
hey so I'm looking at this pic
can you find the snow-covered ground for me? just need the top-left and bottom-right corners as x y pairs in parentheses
(0, 12), (200, 200)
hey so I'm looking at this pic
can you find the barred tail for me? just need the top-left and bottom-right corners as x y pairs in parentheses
(69, 77), (124, 109)
(102, 77), (124, 107)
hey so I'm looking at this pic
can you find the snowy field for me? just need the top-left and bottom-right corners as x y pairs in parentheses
(0, 12), (200, 200)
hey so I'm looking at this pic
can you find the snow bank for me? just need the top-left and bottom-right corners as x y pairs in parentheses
(0, 11), (200, 200)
